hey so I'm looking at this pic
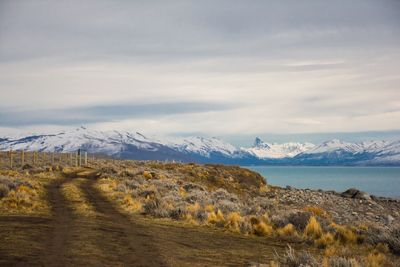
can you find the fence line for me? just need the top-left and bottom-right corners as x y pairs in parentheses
(0, 150), (95, 169)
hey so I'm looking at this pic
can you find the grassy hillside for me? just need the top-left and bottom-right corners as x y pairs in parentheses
(0, 159), (399, 266)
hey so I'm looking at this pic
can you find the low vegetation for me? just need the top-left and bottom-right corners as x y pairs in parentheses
(91, 159), (400, 266)
(61, 177), (96, 217)
(1, 159), (399, 266)
(0, 169), (57, 215)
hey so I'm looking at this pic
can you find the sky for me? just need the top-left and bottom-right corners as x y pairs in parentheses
(0, 0), (400, 146)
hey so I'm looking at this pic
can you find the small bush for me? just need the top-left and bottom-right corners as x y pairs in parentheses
(207, 209), (225, 227)
(287, 212), (312, 231)
(225, 212), (243, 232)
(0, 184), (10, 198)
(365, 226), (400, 255)
(366, 252), (386, 267)
(304, 216), (323, 239)
(121, 194), (142, 212)
(316, 232), (336, 248)
(277, 223), (296, 237)
(143, 171), (153, 179)
(304, 206), (330, 219)
(325, 256), (361, 267)
(331, 224), (357, 244)
(252, 220), (273, 236)
(277, 245), (319, 267)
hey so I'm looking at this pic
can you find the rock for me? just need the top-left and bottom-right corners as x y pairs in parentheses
(354, 191), (371, 200)
(341, 188), (371, 200)
(21, 164), (33, 170)
(385, 215), (394, 225)
(341, 188), (360, 198)
(285, 185), (293, 190)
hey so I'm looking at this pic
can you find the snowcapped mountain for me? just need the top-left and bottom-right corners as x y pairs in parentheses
(0, 127), (245, 163)
(245, 137), (315, 159)
(0, 128), (399, 166)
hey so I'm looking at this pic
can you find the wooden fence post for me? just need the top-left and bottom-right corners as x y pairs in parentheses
(9, 150), (13, 169)
(84, 152), (87, 166)
(51, 152), (54, 165)
(21, 150), (25, 166)
(75, 152), (78, 167)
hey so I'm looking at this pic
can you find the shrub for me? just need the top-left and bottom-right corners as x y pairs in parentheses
(304, 216), (323, 239)
(0, 184), (9, 198)
(277, 245), (319, 267)
(277, 223), (296, 237)
(271, 214), (290, 228)
(116, 183), (128, 192)
(287, 212), (312, 231)
(121, 194), (142, 212)
(325, 256), (361, 267)
(304, 206), (330, 219)
(251, 217), (273, 236)
(331, 223), (357, 244)
(207, 209), (225, 227)
(143, 171), (153, 179)
(215, 199), (240, 213)
(365, 252), (386, 267)
(225, 212), (243, 232)
(365, 227), (400, 255)
(316, 232), (336, 248)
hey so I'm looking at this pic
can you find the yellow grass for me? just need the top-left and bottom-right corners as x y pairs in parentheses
(178, 187), (187, 197)
(366, 252), (386, 267)
(186, 202), (201, 214)
(143, 170), (153, 179)
(207, 209), (225, 226)
(121, 194), (142, 212)
(61, 179), (96, 217)
(304, 206), (330, 219)
(225, 212), (243, 232)
(304, 216), (323, 239)
(331, 223), (357, 244)
(253, 221), (273, 236)
(316, 232), (336, 248)
(277, 223), (296, 237)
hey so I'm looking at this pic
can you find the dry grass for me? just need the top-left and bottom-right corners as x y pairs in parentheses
(143, 170), (153, 179)
(0, 170), (53, 215)
(304, 216), (323, 239)
(277, 223), (297, 237)
(251, 217), (273, 236)
(366, 252), (386, 267)
(331, 223), (358, 244)
(91, 160), (400, 266)
(316, 232), (336, 248)
(207, 209), (225, 227)
(304, 206), (330, 219)
(61, 178), (96, 216)
(120, 194), (142, 213)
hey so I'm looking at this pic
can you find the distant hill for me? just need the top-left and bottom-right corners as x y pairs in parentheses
(1, 127), (399, 166)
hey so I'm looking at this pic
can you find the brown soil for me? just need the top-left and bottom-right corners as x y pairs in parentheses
(0, 171), (299, 266)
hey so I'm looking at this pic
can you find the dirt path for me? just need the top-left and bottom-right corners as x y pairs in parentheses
(0, 171), (293, 266)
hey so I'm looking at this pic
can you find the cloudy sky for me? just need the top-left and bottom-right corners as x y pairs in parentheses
(0, 0), (399, 145)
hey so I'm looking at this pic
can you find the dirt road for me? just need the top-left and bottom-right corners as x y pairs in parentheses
(0, 172), (292, 266)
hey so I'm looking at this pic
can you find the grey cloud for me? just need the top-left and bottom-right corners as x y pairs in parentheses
(0, 101), (238, 126)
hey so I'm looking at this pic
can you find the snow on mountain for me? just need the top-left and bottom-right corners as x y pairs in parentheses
(245, 137), (315, 159)
(302, 139), (364, 154)
(0, 127), (241, 160)
(161, 136), (239, 157)
(0, 128), (399, 165)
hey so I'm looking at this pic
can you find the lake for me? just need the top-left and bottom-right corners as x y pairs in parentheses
(245, 166), (400, 198)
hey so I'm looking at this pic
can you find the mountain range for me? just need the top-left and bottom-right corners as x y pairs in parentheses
(0, 127), (399, 166)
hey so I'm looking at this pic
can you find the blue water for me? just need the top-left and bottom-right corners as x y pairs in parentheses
(245, 166), (400, 198)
